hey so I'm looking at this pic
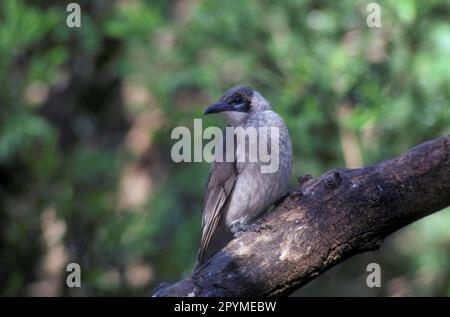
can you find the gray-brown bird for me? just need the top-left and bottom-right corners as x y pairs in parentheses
(196, 86), (292, 269)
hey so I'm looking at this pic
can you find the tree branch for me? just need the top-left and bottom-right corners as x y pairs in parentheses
(153, 135), (450, 297)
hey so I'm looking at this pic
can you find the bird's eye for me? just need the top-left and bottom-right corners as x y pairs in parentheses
(232, 96), (243, 105)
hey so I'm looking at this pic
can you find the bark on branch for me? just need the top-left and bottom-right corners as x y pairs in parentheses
(153, 135), (450, 297)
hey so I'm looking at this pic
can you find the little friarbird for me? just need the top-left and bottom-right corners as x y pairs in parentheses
(196, 86), (292, 269)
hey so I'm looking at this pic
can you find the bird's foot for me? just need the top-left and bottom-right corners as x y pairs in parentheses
(231, 222), (272, 238)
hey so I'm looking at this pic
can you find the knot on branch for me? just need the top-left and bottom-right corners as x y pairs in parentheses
(368, 185), (384, 207)
(288, 174), (315, 200)
(323, 170), (342, 189)
(298, 174), (313, 186)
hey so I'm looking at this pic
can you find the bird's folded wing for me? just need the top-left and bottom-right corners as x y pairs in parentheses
(197, 132), (238, 264)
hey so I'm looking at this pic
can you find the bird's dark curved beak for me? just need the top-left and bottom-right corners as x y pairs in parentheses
(204, 102), (231, 115)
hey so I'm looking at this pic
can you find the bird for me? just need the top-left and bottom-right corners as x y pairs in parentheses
(196, 86), (292, 269)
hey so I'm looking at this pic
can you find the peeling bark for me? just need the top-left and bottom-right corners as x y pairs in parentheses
(153, 135), (450, 297)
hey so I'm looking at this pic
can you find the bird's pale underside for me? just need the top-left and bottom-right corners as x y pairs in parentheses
(196, 86), (292, 269)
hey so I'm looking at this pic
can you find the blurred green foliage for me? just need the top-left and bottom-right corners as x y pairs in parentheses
(0, 0), (449, 296)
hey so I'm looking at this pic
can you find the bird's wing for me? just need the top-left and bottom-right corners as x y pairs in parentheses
(197, 131), (238, 265)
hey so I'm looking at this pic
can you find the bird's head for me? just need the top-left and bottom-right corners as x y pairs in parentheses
(204, 86), (271, 125)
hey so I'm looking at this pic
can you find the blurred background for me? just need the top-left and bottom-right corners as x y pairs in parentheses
(0, 0), (449, 296)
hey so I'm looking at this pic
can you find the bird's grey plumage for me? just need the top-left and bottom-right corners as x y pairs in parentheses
(196, 86), (292, 269)
(197, 129), (237, 264)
